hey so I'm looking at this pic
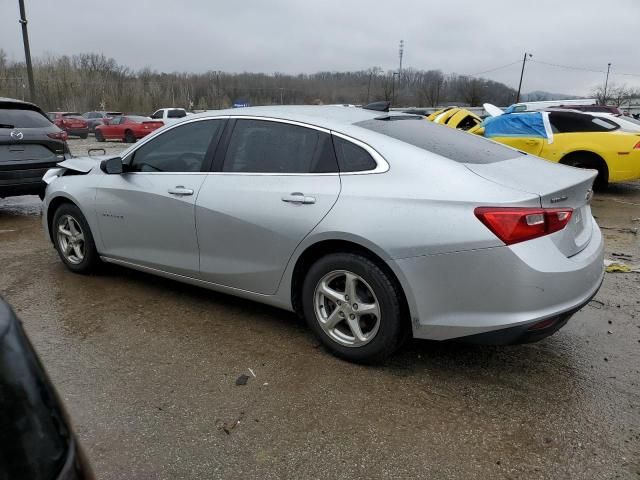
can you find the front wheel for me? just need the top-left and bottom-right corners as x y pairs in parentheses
(124, 130), (136, 143)
(52, 203), (100, 274)
(95, 130), (105, 142)
(302, 253), (407, 364)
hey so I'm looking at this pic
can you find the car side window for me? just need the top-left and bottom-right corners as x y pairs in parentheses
(110, 116), (122, 125)
(128, 120), (223, 173)
(222, 119), (336, 173)
(332, 136), (377, 172)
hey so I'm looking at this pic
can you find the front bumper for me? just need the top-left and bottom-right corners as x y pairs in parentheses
(393, 218), (605, 342)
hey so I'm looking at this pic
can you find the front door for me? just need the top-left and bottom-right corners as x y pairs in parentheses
(196, 118), (341, 294)
(95, 119), (225, 276)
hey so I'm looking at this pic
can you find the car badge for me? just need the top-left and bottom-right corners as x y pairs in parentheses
(10, 130), (23, 140)
(585, 189), (593, 204)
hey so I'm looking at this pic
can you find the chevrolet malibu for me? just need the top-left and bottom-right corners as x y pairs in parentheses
(41, 106), (604, 363)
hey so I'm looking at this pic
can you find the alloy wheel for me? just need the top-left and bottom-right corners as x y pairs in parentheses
(56, 215), (85, 265)
(313, 270), (381, 347)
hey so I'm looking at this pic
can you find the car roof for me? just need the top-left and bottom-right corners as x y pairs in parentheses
(188, 105), (414, 131)
(0, 97), (44, 113)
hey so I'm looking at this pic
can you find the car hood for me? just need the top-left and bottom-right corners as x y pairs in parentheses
(57, 155), (114, 173)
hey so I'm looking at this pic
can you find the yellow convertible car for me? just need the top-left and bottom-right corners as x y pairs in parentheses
(427, 107), (640, 187)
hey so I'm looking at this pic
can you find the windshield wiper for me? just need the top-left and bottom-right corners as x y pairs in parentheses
(0, 124), (16, 129)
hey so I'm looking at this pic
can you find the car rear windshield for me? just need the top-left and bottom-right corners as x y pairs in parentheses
(62, 112), (82, 117)
(0, 108), (52, 128)
(355, 118), (520, 164)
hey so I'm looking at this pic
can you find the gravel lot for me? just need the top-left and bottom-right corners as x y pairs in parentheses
(1, 136), (639, 479)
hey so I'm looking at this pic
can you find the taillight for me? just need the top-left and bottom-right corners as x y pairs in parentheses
(48, 131), (68, 141)
(633, 141), (640, 150)
(474, 207), (573, 245)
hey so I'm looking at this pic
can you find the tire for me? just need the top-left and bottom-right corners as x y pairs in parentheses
(52, 203), (100, 274)
(124, 130), (136, 143)
(80, 133), (88, 139)
(562, 153), (609, 190)
(302, 253), (407, 364)
(95, 130), (105, 142)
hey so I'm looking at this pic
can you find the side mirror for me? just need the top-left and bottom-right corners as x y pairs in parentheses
(100, 157), (123, 174)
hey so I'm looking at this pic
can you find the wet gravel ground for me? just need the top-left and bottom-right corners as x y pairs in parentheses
(1, 137), (639, 479)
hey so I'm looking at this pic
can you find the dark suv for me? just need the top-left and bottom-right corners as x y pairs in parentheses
(0, 98), (70, 199)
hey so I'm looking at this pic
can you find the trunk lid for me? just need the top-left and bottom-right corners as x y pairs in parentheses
(466, 155), (597, 257)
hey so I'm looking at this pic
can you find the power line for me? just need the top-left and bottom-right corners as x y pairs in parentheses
(530, 59), (640, 78)
(466, 60), (521, 77)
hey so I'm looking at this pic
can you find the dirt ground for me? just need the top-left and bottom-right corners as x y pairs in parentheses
(1, 136), (639, 479)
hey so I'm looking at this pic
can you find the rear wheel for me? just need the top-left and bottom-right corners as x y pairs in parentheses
(80, 133), (88, 139)
(561, 152), (609, 190)
(124, 130), (136, 143)
(95, 130), (105, 142)
(302, 253), (407, 364)
(52, 204), (100, 274)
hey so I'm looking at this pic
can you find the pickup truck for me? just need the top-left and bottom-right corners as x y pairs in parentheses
(149, 108), (189, 125)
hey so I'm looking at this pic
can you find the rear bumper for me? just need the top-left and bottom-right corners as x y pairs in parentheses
(393, 218), (605, 341)
(0, 164), (56, 197)
(64, 127), (89, 136)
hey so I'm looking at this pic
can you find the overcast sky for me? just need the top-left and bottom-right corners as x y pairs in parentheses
(1, 0), (639, 95)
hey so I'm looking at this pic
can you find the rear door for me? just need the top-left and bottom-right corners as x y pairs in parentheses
(491, 136), (545, 156)
(95, 119), (225, 276)
(195, 118), (341, 294)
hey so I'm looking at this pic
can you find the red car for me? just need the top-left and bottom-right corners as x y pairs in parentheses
(47, 112), (90, 138)
(95, 115), (164, 143)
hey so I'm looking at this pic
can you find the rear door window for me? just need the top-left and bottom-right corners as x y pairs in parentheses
(222, 119), (337, 173)
(0, 109), (52, 128)
(129, 119), (223, 172)
(356, 118), (519, 164)
(168, 109), (187, 118)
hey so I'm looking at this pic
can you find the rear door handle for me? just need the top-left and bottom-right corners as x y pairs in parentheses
(168, 186), (194, 196)
(281, 192), (316, 204)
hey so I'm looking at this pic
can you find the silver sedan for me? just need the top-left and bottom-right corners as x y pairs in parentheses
(42, 106), (604, 363)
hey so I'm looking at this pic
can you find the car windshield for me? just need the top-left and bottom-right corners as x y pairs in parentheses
(355, 117), (520, 164)
(0, 108), (52, 128)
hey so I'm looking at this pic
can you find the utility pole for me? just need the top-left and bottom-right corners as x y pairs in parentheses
(280, 87), (284, 105)
(392, 72), (399, 106)
(18, 0), (36, 102)
(398, 40), (404, 75)
(515, 52), (532, 104)
(603, 62), (612, 105)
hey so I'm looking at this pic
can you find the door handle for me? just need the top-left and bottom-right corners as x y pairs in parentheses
(168, 186), (194, 196)
(281, 192), (316, 204)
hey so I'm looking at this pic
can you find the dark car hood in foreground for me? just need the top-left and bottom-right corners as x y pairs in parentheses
(0, 299), (93, 480)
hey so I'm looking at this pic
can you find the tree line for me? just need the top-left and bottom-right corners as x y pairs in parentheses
(0, 51), (523, 113)
(2, 51), (635, 113)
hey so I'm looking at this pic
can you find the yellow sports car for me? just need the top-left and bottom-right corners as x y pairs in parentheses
(427, 108), (640, 187)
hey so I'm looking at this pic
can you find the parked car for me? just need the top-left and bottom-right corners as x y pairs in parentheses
(95, 115), (164, 143)
(149, 107), (189, 125)
(0, 97), (70, 199)
(556, 104), (623, 115)
(47, 112), (90, 138)
(428, 107), (640, 188)
(42, 106), (604, 363)
(81, 111), (123, 133)
(0, 297), (94, 479)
